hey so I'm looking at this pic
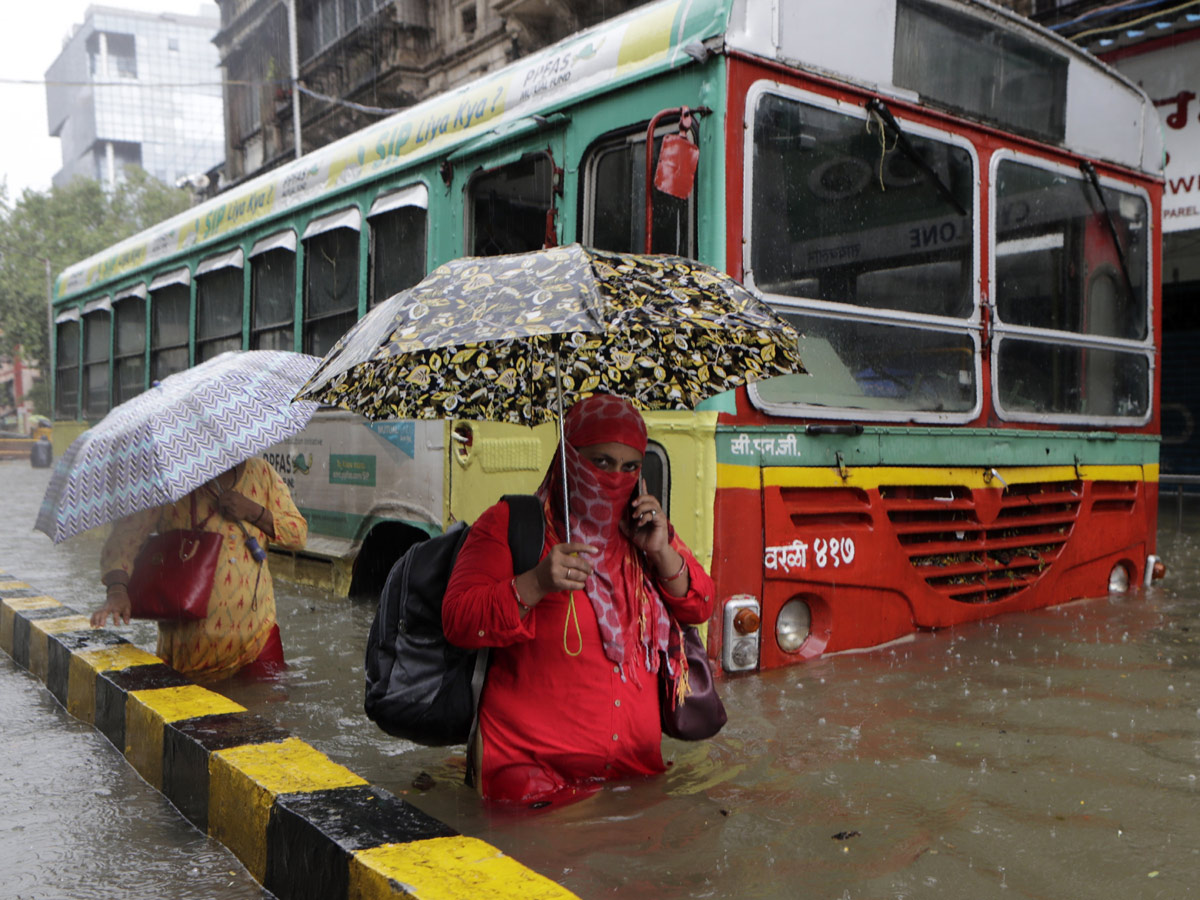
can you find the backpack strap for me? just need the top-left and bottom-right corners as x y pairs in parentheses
(501, 494), (545, 574)
(465, 494), (546, 787)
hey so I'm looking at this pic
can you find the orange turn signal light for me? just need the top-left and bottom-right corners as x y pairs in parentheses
(733, 607), (761, 635)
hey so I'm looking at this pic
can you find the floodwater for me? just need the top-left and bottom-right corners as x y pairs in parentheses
(0, 461), (268, 900)
(5, 457), (1200, 899)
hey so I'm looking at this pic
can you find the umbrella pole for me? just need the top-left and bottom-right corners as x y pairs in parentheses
(555, 354), (570, 543)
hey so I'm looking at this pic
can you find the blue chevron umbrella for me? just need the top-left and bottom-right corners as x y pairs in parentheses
(36, 350), (321, 543)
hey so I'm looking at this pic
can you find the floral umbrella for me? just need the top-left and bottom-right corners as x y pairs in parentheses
(296, 244), (804, 540)
(297, 243), (805, 425)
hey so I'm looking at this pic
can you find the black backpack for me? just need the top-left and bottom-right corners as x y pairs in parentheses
(364, 494), (544, 745)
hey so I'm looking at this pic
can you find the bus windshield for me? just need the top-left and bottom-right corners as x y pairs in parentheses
(748, 90), (977, 417)
(993, 158), (1151, 421)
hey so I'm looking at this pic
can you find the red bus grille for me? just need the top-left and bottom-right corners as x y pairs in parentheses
(780, 486), (873, 528)
(880, 481), (1083, 604)
(1091, 480), (1139, 514)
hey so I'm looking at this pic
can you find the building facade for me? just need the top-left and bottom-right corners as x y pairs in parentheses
(214, 0), (651, 185)
(45, 5), (225, 190)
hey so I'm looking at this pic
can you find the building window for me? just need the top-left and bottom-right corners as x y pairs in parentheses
(299, 0), (378, 59)
(87, 31), (137, 79)
(461, 3), (477, 36)
(168, 37), (180, 51)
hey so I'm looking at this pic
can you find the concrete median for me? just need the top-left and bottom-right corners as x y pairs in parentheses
(0, 571), (578, 900)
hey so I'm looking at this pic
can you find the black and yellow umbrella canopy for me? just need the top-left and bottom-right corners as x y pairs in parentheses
(296, 244), (805, 425)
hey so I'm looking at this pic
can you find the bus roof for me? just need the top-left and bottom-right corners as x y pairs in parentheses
(56, 0), (1162, 303)
(55, 0), (731, 301)
(722, 0), (1163, 177)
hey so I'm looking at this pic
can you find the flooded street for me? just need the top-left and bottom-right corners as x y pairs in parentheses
(4, 456), (1200, 898)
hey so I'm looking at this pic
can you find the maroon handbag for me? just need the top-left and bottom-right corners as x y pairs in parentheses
(127, 494), (222, 621)
(660, 624), (728, 741)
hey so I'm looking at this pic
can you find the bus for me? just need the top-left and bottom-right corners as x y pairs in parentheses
(49, 0), (1164, 674)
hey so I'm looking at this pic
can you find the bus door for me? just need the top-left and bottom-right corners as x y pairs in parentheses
(446, 127), (568, 525)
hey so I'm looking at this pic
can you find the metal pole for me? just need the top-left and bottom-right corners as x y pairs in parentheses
(45, 257), (53, 421)
(286, 0), (302, 159)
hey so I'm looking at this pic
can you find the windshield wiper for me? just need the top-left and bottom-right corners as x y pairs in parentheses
(865, 98), (966, 217)
(1079, 161), (1138, 303)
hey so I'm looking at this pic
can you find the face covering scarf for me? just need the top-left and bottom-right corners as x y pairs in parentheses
(536, 394), (675, 684)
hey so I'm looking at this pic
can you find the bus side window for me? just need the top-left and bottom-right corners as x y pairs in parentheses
(82, 304), (111, 418)
(250, 231), (296, 351)
(149, 269), (191, 382)
(303, 208), (361, 356)
(369, 185), (428, 306)
(582, 125), (695, 257)
(55, 315), (81, 419)
(112, 287), (146, 404)
(196, 250), (245, 363)
(467, 152), (555, 256)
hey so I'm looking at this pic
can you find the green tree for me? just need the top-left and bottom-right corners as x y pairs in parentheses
(0, 168), (191, 393)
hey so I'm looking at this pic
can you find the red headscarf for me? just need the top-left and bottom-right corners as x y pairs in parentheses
(537, 395), (669, 679)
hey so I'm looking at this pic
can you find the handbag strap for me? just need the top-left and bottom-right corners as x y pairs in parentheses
(191, 489), (219, 531)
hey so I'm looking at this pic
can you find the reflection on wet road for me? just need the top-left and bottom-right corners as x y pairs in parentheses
(5, 457), (1200, 898)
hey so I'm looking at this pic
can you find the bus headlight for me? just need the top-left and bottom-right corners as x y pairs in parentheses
(722, 595), (760, 673)
(1108, 563), (1131, 593)
(776, 599), (812, 653)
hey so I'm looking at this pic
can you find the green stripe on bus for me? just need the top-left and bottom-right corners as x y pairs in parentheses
(715, 426), (1159, 468)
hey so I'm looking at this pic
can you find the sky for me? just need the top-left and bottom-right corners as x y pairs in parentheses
(0, 0), (219, 201)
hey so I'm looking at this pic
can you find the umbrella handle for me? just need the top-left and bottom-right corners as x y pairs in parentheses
(555, 354), (571, 543)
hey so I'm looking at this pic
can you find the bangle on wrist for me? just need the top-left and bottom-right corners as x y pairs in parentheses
(511, 577), (533, 613)
(253, 505), (266, 526)
(656, 555), (687, 583)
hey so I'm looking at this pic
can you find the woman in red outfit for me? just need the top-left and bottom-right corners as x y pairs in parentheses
(443, 394), (715, 805)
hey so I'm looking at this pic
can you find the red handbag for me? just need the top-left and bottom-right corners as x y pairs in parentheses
(127, 494), (222, 621)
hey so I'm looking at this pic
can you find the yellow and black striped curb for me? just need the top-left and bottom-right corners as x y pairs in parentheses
(0, 573), (579, 900)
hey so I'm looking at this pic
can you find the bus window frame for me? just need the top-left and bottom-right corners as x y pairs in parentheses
(54, 306), (83, 419)
(464, 148), (560, 256)
(988, 149), (1154, 428)
(741, 81), (983, 424)
(148, 266), (193, 383)
(302, 207), (362, 357)
(367, 182), (429, 307)
(249, 230), (297, 352)
(580, 120), (698, 258)
(81, 296), (112, 419)
(195, 247), (246, 363)
(643, 439), (670, 516)
(112, 283), (148, 405)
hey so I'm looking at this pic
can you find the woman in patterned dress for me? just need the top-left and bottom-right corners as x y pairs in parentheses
(90, 457), (307, 682)
(443, 395), (715, 805)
